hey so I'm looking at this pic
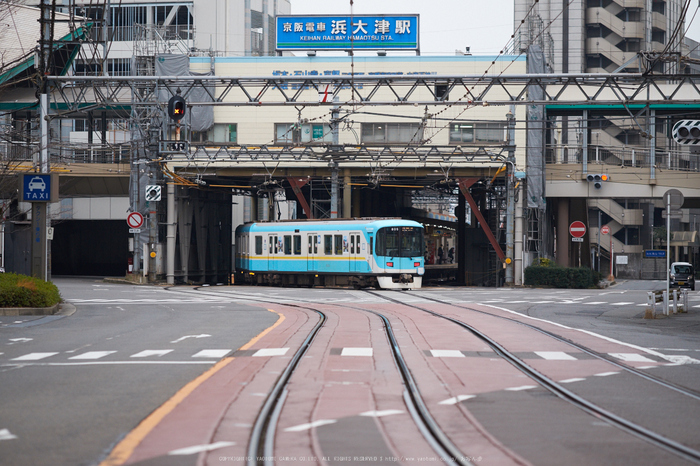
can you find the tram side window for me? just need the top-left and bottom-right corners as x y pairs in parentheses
(284, 235), (292, 255)
(324, 235), (333, 255)
(255, 236), (263, 255)
(350, 235), (355, 254)
(335, 235), (343, 255)
(293, 235), (301, 255)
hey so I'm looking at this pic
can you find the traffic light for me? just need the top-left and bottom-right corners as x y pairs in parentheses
(586, 173), (609, 189)
(672, 120), (700, 144)
(168, 95), (186, 121)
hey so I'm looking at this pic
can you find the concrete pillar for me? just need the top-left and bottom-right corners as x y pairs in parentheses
(343, 170), (351, 218)
(166, 184), (176, 284)
(556, 199), (570, 267)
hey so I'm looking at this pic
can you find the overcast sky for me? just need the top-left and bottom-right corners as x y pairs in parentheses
(290, 0), (700, 55)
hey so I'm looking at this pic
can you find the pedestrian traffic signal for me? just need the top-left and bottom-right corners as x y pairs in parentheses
(672, 120), (700, 144)
(168, 95), (186, 121)
(586, 173), (608, 189)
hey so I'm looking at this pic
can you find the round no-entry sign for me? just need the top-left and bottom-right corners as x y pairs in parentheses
(601, 225), (610, 235)
(569, 221), (586, 238)
(127, 212), (144, 229)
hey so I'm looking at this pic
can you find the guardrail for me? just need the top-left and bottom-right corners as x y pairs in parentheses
(647, 289), (689, 317)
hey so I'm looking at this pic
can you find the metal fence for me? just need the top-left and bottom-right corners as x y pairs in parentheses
(545, 144), (700, 171)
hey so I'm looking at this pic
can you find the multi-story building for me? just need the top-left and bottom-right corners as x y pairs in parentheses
(514, 0), (700, 277)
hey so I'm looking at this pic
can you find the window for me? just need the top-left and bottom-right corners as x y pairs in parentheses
(275, 123), (332, 144)
(255, 236), (263, 255)
(362, 123), (423, 144)
(450, 122), (506, 144)
(284, 235), (292, 255)
(324, 235), (333, 255)
(376, 227), (424, 257)
(210, 124), (237, 143)
(293, 235), (302, 255)
(334, 235), (343, 255)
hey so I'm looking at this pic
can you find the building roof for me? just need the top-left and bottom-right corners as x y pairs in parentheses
(0, 4), (88, 86)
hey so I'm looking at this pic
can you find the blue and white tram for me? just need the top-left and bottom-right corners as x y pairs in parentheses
(234, 218), (425, 289)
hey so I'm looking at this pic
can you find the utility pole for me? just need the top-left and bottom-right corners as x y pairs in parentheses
(505, 108), (516, 285)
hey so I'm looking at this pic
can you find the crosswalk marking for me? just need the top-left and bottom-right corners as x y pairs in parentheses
(252, 348), (289, 357)
(430, 350), (465, 358)
(130, 350), (174, 358)
(439, 395), (475, 405)
(340, 347), (373, 357)
(11, 352), (58, 361)
(535, 351), (577, 361)
(610, 302), (635, 306)
(284, 420), (336, 432)
(505, 385), (537, 391)
(69, 351), (117, 360)
(192, 350), (231, 358)
(559, 378), (586, 384)
(609, 353), (656, 363)
(0, 429), (17, 441)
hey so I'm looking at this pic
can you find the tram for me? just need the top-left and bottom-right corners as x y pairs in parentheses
(234, 218), (425, 289)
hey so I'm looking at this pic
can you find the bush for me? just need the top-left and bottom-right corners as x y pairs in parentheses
(0, 273), (61, 307)
(525, 265), (595, 289)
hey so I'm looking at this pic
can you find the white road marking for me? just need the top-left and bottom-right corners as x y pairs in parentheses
(284, 420), (337, 432)
(430, 350), (465, 358)
(505, 385), (537, 391)
(359, 410), (404, 417)
(168, 441), (235, 456)
(252, 348), (289, 357)
(609, 302), (635, 306)
(594, 372), (620, 377)
(340, 347), (373, 357)
(69, 351), (117, 360)
(192, 350), (231, 358)
(584, 302), (607, 305)
(559, 378), (586, 384)
(11, 352), (58, 361)
(130, 350), (174, 358)
(439, 395), (475, 405)
(8, 338), (32, 343)
(609, 353), (656, 363)
(0, 429), (17, 441)
(535, 351), (577, 361)
(171, 334), (211, 343)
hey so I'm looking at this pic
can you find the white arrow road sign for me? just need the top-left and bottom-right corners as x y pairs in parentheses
(171, 334), (212, 343)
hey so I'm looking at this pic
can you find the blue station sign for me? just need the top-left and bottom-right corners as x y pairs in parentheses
(276, 15), (419, 51)
(645, 250), (666, 258)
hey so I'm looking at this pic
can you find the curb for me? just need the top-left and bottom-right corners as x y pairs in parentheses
(0, 302), (60, 316)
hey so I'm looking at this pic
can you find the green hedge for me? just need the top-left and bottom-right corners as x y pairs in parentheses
(524, 265), (595, 289)
(0, 273), (61, 308)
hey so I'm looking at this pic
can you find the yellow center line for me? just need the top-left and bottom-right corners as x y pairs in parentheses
(99, 309), (285, 465)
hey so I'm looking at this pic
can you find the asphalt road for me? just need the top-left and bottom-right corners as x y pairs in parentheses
(0, 278), (698, 465)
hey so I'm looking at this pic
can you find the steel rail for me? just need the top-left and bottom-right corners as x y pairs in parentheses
(367, 291), (700, 464)
(413, 292), (700, 402)
(245, 307), (326, 466)
(168, 286), (472, 465)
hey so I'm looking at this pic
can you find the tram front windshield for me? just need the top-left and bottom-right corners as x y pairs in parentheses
(376, 226), (424, 257)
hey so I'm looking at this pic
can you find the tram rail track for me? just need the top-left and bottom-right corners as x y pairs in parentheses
(170, 287), (472, 466)
(367, 290), (700, 464)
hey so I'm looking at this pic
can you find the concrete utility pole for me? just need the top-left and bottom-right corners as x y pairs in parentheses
(505, 108), (516, 285)
(32, 0), (52, 281)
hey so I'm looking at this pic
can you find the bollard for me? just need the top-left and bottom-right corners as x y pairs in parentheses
(680, 289), (689, 313)
(673, 289), (678, 314)
(646, 291), (656, 319)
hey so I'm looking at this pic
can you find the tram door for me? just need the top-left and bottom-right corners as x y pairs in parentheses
(268, 234), (278, 270)
(307, 234), (318, 271)
(349, 233), (362, 273)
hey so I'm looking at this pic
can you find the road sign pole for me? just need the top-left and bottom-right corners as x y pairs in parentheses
(667, 193), (671, 315)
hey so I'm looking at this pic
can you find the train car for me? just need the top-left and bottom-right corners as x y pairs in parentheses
(234, 218), (425, 289)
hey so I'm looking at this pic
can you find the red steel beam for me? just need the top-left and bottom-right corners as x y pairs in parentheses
(287, 177), (314, 219)
(457, 178), (506, 261)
